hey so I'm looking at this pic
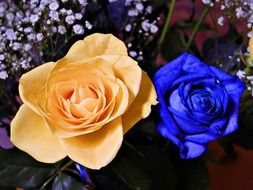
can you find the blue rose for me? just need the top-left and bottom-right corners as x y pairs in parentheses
(153, 53), (245, 159)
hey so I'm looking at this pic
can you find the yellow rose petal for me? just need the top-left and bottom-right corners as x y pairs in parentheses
(11, 105), (67, 163)
(67, 33), (128, 58)
(250, 33), (253, 60)
(122, 71), (157, 133)
(59, 117), (123, 169)
(19, 61), (56, 115)
(100, 55), (142, 104)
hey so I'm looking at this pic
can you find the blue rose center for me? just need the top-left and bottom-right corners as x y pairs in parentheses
(190, 90), (213, 112)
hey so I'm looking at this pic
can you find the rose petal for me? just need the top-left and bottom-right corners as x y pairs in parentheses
(66, 33), (128, 58)
(10, 105), (67, 163)
(185, 133), (217, 144)
(122, 71), (157, 133)
(181, 141), (206, 159)
(249, 32), (253, 60)
(59, 117), (123, 169)
(19, 62), (56, 115)
(157, 121), (184, 149)
(99, 55), (142, 104)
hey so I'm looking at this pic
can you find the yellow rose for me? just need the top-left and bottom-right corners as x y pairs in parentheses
(10, 33), (157, 169)
(250, 31), (253, 60)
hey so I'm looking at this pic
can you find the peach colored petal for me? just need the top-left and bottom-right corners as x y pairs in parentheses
(99, 55), (142, 105)
(250, 33), (253, 60)
(66, 33), (127, 58)
(10, 105), (66, 163)
(59, 117), (123, 169)
(47, 57), (116, 92)
(122, 71), (157, 133)
(19, 62), (56, 115)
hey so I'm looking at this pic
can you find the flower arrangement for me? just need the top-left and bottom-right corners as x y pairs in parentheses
(1, 0), (253, 189)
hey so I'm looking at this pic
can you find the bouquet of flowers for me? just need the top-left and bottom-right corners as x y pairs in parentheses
(1, 0), (253, 189)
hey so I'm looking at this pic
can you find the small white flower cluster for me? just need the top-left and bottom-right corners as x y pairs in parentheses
(125, 0), (148, 17)
(0, 0), (92, 79)
(201, 0), (253, 55)
(123, 0), (159, 61)
(201, 1), (253, 28)
(237, 69), (253, 96)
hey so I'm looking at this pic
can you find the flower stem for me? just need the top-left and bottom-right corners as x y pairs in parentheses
(185, 6), (209, 51)
(40, 160), (74, 190)
(157, 0), (176, 51)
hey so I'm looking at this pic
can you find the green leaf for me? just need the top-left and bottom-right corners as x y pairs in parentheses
(92, 140), (177, 190)
(0, 149), (57, 188)
(52, 173), (88, 190)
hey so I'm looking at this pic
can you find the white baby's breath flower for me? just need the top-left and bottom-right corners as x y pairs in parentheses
(65, 15), (75, 25)
(49, 11), (60, 21)
(75, 13), (83, 20)
(36, 33), (43, 41)
(0, 71), (8, 79)
(24, 27), (32, 33)
(49, 2), (59, 11)
(5, 29), (17, 41)
(129, 51), (137, 57)
(125, 24), (132, 32)
(0, 55), (5, 61)
(30, 14), (39, 24)
(150, 24), (158, 33)
(12, 42), (21, 50)
(24, 44), (32, 51)
(78, 0), (87, 6)
(218, 16), (224, 26)
(136, 3), (144, 11)
(73, 24), (84, 35)
(202, 0), (211, 4)
(85, 21), (92, 30)
(236, 70), (246, 79)
(58, 25), (67, 34)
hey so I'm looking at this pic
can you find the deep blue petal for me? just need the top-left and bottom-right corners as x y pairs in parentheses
(208, 118), (228, 135)
(156, 121), (184, 149)
(185, 133), (217, 144)
(180, 141), (206, 159)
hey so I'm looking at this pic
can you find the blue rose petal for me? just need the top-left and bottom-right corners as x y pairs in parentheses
(181, 141), (206, 159)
